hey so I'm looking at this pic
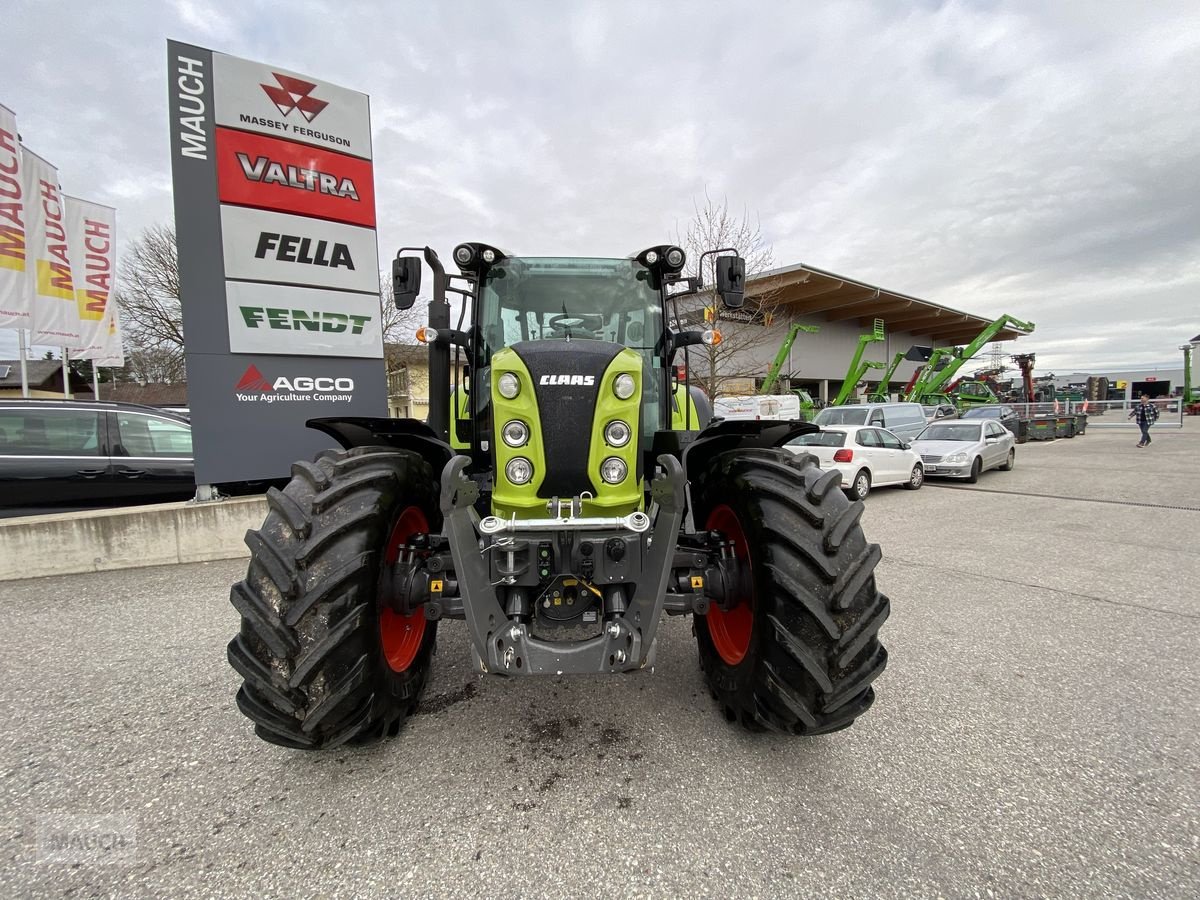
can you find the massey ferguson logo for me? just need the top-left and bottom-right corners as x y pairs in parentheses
(261, 73), (328, 122)
(235, 364), (354, 403)
(236, 153), (359, 199)
(539, 375), (595, 386)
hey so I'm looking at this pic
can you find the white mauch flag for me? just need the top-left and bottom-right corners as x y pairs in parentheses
(23, 147), (81, 345)
(64, 197), (116, 356)
(0, 104), (31, 329)
(92, 297), (124, 366)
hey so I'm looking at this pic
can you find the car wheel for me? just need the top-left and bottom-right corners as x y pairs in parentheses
(845, 469), (871, 501)
(966, 457), (982, 484)
(904, 464), (923, 490)
(1000, 449), (1015, 471)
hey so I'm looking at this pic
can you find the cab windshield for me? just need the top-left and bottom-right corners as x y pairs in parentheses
(477, 257), (665, 432)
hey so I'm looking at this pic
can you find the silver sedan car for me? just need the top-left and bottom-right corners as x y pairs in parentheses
(909, 419), (1016, 482)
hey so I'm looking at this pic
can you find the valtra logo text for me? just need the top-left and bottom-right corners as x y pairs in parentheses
(234, 364), (355, 403)
(261, 73), (328, 122)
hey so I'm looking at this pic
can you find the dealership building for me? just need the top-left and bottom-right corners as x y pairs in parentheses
(696, 262), (1031, 401)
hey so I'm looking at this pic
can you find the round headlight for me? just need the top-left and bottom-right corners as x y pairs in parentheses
(454, 245), (474, 266)
(498, 372), (520, 399)
(665, 247), (685, 268)
(502, 420), (529, 447)
(613, 373), (636, 400)
(482, 248), (496, 263)
(604, 420), (631, 447)
(506, 457), (534, 485)
(644, 250), (659, 265)
(600, 457), (627, 484)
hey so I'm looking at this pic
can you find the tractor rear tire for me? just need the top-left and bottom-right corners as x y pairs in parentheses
(227, 447), (440, 750)
(693, 449), (889, 735)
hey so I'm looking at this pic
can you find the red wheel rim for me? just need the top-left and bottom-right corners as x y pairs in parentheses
(705, 504), (753, 665)
(379, 506), (428, 673)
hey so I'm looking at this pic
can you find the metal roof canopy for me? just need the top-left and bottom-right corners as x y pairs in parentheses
(746, 262), (1032, 345)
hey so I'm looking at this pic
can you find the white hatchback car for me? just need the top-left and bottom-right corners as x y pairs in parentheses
(785, 424), (924, 500)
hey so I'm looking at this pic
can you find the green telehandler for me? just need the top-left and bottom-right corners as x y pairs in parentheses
(831, 319), (886, 406)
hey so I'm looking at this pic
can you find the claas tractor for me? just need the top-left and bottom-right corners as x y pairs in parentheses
(227, 241), (889, 749)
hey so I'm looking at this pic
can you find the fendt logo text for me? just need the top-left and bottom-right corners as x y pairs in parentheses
(234, 364), (354, 403)
(261, 73), (328, 122)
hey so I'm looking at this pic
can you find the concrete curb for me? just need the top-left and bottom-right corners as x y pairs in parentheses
(0, 497), (267, 582)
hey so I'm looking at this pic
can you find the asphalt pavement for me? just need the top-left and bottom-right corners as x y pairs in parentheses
(1, 419), (1197, 899)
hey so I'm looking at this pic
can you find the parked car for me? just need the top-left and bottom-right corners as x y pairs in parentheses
(910, 419), (1015, 482)
(813, 401), (929, 442)
(785, 424), (924, 500)
(922, 403), (958, 422)
(0, 399), (195, 509)
(959, 404), (1020, 437)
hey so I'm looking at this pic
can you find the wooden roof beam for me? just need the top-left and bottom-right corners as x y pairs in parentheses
(824, 298), (916, 322)
(791, 287), (880, 315)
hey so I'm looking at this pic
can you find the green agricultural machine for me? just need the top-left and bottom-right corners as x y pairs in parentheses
(831, 319), (887, 406)
(759, 321), (821, 419)
(906, 314), (1036, 406)
(227, 242), (889, 749)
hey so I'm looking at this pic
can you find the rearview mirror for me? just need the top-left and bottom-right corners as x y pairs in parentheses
(715, 256), (745, 309)
(393, 256), (422, 310)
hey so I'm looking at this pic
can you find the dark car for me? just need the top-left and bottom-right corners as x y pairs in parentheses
(960, 404), (1020, 437)
(0, 399), (195, 510)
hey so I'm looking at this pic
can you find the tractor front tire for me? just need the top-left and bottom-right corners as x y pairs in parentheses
(693, 449), (889, 735)
(227, 447), (440, 750)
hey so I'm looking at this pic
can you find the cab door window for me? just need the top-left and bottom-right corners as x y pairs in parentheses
(114, 413), (193, 457)
(876, 429), (904, 450)
(0, 409), (101, 456)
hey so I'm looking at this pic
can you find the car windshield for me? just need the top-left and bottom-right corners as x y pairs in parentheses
(815, 408), (867, 426)
(918, 422), (983, 441)
(789, 431), (846, 448)
(478, 256), (664, 433)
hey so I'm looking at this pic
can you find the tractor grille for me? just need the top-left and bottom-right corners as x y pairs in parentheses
(920, 454), (942, 464)
(510, 339), (625, 499)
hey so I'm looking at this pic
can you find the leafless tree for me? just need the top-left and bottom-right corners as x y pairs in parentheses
(115, 225), (185, 378)
(378, 274), (428, 373)
(125, 345), (188, 384)
(672, 192), (783, 399)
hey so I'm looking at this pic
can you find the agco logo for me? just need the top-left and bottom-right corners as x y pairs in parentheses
(260, 73), (328, 122)
(235, 365), (354, 403)
(539, 375), (595, 386)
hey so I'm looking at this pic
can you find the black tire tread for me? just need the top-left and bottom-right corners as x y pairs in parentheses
(693, 448), (889, 735)
(228, 447), (439, 750)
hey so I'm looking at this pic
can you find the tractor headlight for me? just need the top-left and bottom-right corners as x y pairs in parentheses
(506, 457), (534, 485)
(502, 420), (529, 447)
(498, 372), (521, 399)
(600, 457), (627, 484)
(613, 373), (636, 400)
(604, 420), (631, 447)
(665, 246), (685, 269)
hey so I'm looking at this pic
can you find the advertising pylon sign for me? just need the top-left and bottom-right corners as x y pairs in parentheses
(167, 40), (386, 485)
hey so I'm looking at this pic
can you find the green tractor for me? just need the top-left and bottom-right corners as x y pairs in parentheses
(227, 242), (889, 749)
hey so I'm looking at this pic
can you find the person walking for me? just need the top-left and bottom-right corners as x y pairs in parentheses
(1129, 393), (1159, 447)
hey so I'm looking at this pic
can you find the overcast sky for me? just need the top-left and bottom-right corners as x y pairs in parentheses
(2, 0), (1197, 374)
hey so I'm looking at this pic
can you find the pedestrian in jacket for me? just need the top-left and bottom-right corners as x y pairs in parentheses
(1129, 394), (1159, 447)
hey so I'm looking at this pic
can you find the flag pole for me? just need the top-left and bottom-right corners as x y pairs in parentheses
(18, 329), (29, 398)
(61, 346), (71, 399)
